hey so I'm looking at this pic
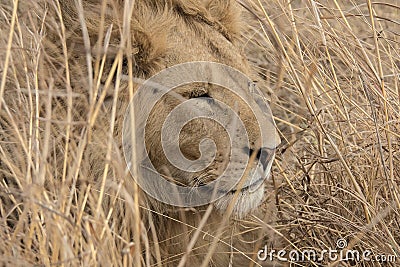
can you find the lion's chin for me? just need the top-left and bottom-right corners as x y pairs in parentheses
(213, 183), (265, 219)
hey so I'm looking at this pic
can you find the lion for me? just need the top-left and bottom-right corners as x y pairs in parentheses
(0, 0), (280, 266)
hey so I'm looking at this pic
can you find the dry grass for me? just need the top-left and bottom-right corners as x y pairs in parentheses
(243, 0), (400, 265)
(0, 0), (399, 266)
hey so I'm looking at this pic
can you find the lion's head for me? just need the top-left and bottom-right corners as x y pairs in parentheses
(57, 0), (280, 218)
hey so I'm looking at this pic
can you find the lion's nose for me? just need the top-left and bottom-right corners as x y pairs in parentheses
(258, 147), (276, 171)
(244, 147), (276, 171)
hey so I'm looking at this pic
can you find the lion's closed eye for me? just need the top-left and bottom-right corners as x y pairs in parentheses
(190, 92), (211, 98)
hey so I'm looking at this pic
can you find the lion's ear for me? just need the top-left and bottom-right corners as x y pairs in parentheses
(131, 27), (168, 77)
(130, 5), (172, 77)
